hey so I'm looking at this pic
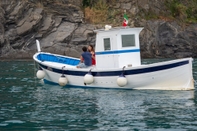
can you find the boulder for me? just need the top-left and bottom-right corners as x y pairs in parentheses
(71, 24), (95, 45)
(0, 0), (197, 59)
(16, 8), (43, 35)
(140, 20), (197, 58)
(0, 7), (5, 48)
(120, 3), (131, 10)
(40, 22), (76, 47)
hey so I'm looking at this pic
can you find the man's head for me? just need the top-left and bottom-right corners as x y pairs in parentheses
(82, 46), (87, 52)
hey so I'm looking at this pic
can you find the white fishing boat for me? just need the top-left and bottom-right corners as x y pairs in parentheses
(33, 26), (194, 90)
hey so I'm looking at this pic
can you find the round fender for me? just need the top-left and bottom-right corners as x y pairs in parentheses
(117, 76), (127, 87)
(36, 70), (45, 79)
(84, 73), (94, 84)
(58, 76), (68, 86)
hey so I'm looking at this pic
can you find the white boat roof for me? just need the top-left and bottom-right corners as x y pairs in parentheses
(94, 26), (143, 33)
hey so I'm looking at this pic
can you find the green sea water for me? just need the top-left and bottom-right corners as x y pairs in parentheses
(0, 59), (197, 131)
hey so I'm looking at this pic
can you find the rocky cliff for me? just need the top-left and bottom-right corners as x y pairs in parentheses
(0, 0), (197, 59)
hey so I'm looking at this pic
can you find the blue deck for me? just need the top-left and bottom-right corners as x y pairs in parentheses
(37, 53), (80, 66)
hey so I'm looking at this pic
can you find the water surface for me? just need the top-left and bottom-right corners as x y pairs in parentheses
(0, 59), (197, 131)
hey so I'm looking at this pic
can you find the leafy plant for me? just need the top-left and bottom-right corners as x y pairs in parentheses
(83, 0), (109, 24)
(165, 0), (197, 23)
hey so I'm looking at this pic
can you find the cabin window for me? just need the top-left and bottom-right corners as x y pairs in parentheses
(103, 38), (111, 50)
(121, 34), (135, 47)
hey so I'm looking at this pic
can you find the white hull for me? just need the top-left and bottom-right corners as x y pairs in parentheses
(33, 53), (194, 90)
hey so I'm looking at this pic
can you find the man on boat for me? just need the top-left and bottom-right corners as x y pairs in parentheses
(77, 46), (92, 68)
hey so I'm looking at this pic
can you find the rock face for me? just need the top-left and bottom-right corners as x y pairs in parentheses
(0, 0), (96, 59)
(0, 0), (197, 59)
(140, 21), (197, 58)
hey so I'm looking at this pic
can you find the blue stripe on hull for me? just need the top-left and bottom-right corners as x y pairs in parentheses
(39, 60), (189, 77)
(96, 49), (140, 55)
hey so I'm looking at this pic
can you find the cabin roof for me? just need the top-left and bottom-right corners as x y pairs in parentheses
(94, 26), (143, 33)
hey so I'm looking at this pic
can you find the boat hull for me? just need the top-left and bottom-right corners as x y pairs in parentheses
(34, 53), (194, 90)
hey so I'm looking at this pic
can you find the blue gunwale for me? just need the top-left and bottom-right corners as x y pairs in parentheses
(37, 53), (80, 66)
(38, 60), (189, 77)
(95, 49), (140, 55)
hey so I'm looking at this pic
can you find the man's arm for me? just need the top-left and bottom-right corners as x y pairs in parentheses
(80, 55), (84, 63)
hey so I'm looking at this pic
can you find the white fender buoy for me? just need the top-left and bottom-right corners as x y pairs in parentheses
(58, 75), (68, 86)
(36, 70), (45, 79)
(117, 75), (127, 87)
(84, 73), (94, 84)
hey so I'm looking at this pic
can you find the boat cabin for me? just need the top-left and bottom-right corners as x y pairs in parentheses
(94, 26), (143, 69)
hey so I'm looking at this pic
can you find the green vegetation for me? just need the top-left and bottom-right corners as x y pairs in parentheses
(82, 0), (121, 25)
(165, 0), (197, 23)
(82, 0), (96, 8)
(141, 9), (159, 20)
(82, 0), (197, 25)
(83, 0), (109, 24)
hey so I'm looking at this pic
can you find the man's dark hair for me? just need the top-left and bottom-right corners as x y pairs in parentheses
(82, 46), (87, 52)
